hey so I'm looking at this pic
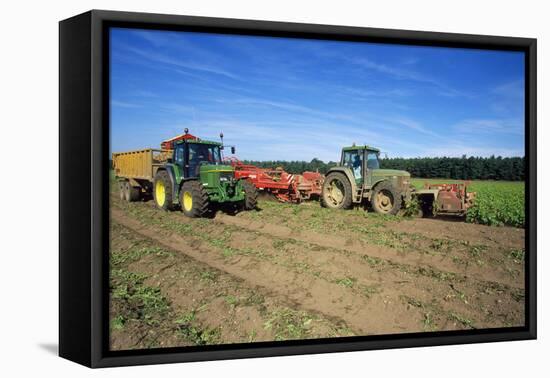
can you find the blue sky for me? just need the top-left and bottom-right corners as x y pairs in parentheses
(110, 28), (525, 162)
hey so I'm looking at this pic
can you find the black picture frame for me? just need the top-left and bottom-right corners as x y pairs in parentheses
(59, 9), (537, 368)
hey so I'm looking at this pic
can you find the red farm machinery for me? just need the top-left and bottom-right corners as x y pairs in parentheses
(225, 158), (324, 203)
(414, 181), (476, 216)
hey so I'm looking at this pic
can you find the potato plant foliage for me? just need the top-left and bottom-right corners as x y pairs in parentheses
(466, 181), (525, 228)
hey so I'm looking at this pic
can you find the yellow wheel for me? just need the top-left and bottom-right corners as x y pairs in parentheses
(182, 191), (193, 212)
(180, 180), (209, 218)
(155, 180), (166, 207)
(153, 170), (174, 211)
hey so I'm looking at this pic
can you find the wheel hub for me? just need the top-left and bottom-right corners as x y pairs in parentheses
(327, 179), (344, 205)
(183, 191), (193, 211)
(376, 190), (394, 212)
(155, 180), (165, 206)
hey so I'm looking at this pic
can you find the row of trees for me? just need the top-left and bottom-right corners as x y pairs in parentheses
(380, 156), (525, 181)
(242, 155), (525, 181)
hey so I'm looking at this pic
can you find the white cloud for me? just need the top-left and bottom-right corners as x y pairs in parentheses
(123, 45), (240, 80)
(492, 80), (524, 99)
(453, 118), (524, 136)
(417, 145), (524, 158)
(349, 57), (472, 98)
(385, 117), (441, 138)
(111, 100), (140, 108)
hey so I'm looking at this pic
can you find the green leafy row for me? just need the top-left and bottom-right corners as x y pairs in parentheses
(465, 181), (525, 227)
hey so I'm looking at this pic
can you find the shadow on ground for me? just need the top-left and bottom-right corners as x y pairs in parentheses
(38, 343), (58, 355)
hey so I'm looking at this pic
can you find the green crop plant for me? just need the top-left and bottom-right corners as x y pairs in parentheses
(465, 181), (524, 227)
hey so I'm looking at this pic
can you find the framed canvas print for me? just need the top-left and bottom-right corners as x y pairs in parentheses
(59, 10), (536, 368)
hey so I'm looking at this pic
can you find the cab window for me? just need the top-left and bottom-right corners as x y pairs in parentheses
(175, 145), (184, 165)
(366, 151), (380, 170)
(342, 150), (363, 181)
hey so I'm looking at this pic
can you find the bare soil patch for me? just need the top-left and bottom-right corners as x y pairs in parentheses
(109, 195), (525, 350)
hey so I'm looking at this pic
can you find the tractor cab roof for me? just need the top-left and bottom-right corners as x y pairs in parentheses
(175, 139), (222, 146)
(342, 145), (380, 153)
(161, 130), (223, 150)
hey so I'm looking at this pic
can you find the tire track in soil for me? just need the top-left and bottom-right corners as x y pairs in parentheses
(111, 208), (425, 335)
(111, 199), (524, 332)
(110, 222), (353, 348)
(214, 214), (524, 289)
(223, 229), (524, 330)
(392, 218), (525, 250)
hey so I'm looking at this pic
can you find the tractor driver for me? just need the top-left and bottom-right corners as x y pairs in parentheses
(352, 153), (363, 180)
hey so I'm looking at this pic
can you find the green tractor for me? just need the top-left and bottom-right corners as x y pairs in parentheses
(321, 145), (412, 215)
(112, 130), (258, 218)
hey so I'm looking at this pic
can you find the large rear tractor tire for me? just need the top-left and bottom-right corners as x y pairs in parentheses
(321, 172), (353, 209)
(153, 170), (174, 211)
(180, 180), (210, 218)
(242, 180), (258, 210)
(371, 181), (402, 215)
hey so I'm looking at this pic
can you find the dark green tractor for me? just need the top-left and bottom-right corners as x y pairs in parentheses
(153, 136), (257, 218)
(321, 145), (412, 215)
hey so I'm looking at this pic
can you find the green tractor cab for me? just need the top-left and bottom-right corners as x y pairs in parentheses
(321, 145), (412, 215)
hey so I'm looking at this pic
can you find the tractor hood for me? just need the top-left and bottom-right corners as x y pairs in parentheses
(199, 164), (235, 173)
(371, 169), (411, 178)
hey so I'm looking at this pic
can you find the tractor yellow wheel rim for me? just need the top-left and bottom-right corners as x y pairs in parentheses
(183, 191), (193, 212)
(155, 180), (166, 206)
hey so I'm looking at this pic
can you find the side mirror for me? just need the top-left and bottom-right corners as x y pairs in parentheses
(231, 146), (236, 154)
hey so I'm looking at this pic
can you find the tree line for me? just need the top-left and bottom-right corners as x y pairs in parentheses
(242, 155), (525, 181)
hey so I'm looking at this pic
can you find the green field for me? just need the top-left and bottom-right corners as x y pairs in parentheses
(412, 179), (525, 228)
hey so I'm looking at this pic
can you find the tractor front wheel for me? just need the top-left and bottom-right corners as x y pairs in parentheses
(321, 172), (353, 209)
(371, 181), (402, 215)
(242, 180), (258, 210)
(180, 180), (210, 218)
(153, 171), (174, 211)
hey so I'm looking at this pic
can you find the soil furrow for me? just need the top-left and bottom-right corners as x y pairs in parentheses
(112, 208), (427, 334)
(215, 213), (524, 289)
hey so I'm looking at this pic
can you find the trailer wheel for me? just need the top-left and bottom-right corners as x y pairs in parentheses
(321, 172), (353, 209)
(153, 170), (174, 210)
(371, 181), (402, 215)
(128, 186), (141, 202)
(242, 180), (258, 210)
(180, 180), (209, 218)
(123, 181), (133, 202)
(119, 181), (127, 201)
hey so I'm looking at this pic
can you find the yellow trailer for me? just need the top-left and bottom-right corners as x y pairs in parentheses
(112, 149), (171, 201)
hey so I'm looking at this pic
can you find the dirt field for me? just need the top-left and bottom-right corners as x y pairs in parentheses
(109, 194), (525, 351)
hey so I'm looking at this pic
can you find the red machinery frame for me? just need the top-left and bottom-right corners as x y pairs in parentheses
(226, 158), (324, 203)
